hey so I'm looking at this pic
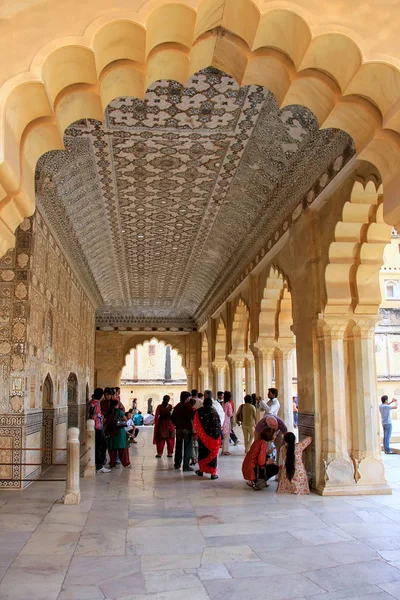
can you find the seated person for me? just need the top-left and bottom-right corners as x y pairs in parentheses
(133, 411), (144, 426)
(242, 427), (278, 490)
(143, 412), (155, 426)
(125, 411), (139, 444)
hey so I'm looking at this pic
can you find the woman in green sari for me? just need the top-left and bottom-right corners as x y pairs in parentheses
(106, 400), (131, 468)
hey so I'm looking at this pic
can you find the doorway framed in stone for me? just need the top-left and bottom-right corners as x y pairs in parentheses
(67, 373), (78, 429)
(42, 374), (54, 467)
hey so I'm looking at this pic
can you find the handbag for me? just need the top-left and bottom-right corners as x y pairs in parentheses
(116, 419), (127, 428)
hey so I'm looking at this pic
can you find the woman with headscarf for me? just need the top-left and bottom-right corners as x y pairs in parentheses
(277, 432), (312, 494)
(105, 399), (131, 468)
(153, 394), (175, 458)
(194, 396), (221, 480)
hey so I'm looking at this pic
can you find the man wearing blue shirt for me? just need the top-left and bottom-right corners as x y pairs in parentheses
(379, 395), (398, 454)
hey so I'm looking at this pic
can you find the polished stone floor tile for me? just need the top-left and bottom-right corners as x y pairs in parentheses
(224, 561), (290, 578)
(127, 525), (206, 555)
(58, 585), (105, 599)
(303, 583), (397, 599)
(75, 530), (126, 557)
(21, 531), (80, 556)
(141, 553), (201, 571)
(143, 569), (204, 593)
(99, 573), (146, 598)
(0, 513), (42, 532)
(204, 573), (325, 600)
(305, 559), (400, 592)
(197, 564), (232, 581)
(65, 556), (141, 586)
(202, 545), (259, 564)
(379, 581), (400, 599)
(0, 427), (398, 600)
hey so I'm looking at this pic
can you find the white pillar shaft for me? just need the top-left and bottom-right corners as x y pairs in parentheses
(319, 332), (348, 454)
(276, 353), (294, 431)
(245, 362), (256, 396)
(217, 368), (225, 394)
(83, 419), (95, 479)
(230, 363), (243, 410)
(64, 427), (81, 505)
(349, 331), (380, 454)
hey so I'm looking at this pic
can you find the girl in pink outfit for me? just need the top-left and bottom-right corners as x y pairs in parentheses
(277, 432), (312, 495)
(221, 391), (233, 455)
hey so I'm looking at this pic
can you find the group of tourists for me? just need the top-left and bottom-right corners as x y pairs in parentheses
(87, 385), (311, 493)
(151, 388), (312, 493)
(87, 387), (140, 473)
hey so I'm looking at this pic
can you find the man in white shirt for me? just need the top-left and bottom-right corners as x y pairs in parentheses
(265, 388), (280, 416)
(379, 395), (397, 454)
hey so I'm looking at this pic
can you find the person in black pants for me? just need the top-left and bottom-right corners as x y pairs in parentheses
(171, 391), (194, 471)
(88, 388), (110, 473)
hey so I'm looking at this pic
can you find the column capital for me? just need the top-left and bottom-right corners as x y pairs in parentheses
(212, 361), (226, 373)
(227, 354), (246, 368)
(252, 341), (276, 358)
(316, 314), (349, 339)
(349, 314), (381, 339)
(276, 341), (295, 358)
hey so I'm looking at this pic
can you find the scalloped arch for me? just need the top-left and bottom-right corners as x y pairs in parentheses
(258, 266), (294, 345)
(2, 2), (400, 255)
(231, 298), (250, 356)
(122, 336), (187, 371)
(325, 179), (392, 315)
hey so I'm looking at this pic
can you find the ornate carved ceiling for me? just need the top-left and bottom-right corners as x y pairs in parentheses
(35, 68), (354, 329)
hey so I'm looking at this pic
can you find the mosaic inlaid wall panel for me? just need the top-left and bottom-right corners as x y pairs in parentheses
(0, 210), (96, 487)
(35, 67), (354, 329)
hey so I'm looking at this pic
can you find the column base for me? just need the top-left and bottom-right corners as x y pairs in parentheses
(318, 453), (392, 496)
(317, 482), (392, 496)
(64, 491), (81, 505)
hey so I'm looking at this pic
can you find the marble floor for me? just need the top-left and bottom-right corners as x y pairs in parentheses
(0, 428), (400, 600)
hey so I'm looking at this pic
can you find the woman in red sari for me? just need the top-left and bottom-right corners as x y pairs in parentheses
(153, 395), (175, 458)
(193, 396), (221, 480)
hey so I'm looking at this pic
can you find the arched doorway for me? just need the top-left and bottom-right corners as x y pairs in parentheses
(121, 339), (187, 413)
(67, 373), (78, 429)
(42, 374), (54, 466)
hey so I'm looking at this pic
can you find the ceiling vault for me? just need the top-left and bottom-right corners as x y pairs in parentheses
(34, 68), (354, 329)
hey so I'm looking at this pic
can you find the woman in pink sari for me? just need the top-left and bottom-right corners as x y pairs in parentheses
(221, 391), (233, 455)
(153, 395), (175, 458)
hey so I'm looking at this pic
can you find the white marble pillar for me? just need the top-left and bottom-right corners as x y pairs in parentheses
(347, 317), (390, 493)
(199, 368), (209, 392)
(275, 346), (294, 431)
(317, 317), (355, 494)
(229, 356), (245, 410)
(245, 358), (256, 396)
(212, 363), (226, 395)
(83, 419), (95, 479)
(64, 427), (81, 504)
(254, 345), (274, 400)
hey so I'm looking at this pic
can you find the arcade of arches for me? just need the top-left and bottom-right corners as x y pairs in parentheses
(1, 0), (400, 496)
